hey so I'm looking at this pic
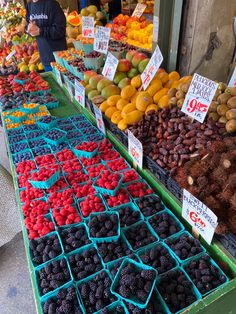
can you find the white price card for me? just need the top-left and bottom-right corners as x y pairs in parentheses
(74, 79), (85, 107)
(55, 68), (63, 86)
(132, 3), (146, 18)
(93, 104), (106, 135)
(228, 67), (236, 87)
(141, 45), (163, 90)
(82, 16), (94, 38)
(128, 130), (143, 169)
(153, 16), (159, 43)
(6, 50), (15, 61)
(182, 189), (218, 245)
(66, 81), (74, 100)
(181, 73), (218, 123)
(102, 52), (119, 81)
(94, 26), (111, 54)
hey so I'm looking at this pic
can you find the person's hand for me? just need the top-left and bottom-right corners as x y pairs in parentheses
(27, 21), (40, 37)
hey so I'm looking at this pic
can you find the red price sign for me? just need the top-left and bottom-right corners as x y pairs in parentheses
(182, 189), (218, 245)
(93, 104), (106, 135)
(128, 130), (143, 169)
(181, 73), (218, 123)
(74, 79), (85, 107)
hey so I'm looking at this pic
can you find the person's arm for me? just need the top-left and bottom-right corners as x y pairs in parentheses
(39, 2), (66, 40)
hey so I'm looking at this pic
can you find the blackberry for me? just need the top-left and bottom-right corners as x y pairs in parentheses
(124, 222), (156, 250)
(136, 195), (164, 217)
(88, 213), (119, 239)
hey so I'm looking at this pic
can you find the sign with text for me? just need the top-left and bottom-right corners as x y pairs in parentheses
(94, 26), (111, 54)
(141, 45), (163, 90)
(153, 16), (159, 42)
(93, 104), (106, 135)
(6, 50), (16, 61)
(132, 3), (146, 18)
(181, 73), (218, 123)
(182, 189), (218, 245)
(74, 79), (85, 107)
(228, 67), (236, 87)
(55, 68), (63, 86)
(128, 130), (143, 169)
(82, 16), (94, 38)
(66, 81), (74, 100)
(102, 52), (119, 81)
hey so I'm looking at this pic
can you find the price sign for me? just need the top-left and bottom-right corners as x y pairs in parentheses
(228, 67), (236, 87)
(181, 73), (218, 123)
(55, 68), (63, 86)
(132, 3), (146, 18)
(6, 50), (15, 61)
(102, 52), (119, 81)
(66, 81), (74, 100)
(128, 130), (143, 169)
(153, 16), (159, 42)
(82, 16), (94, 38)
(0, 26), (6, 33)
(94, 26), (111, 54)
(141, 45), (163, 90)
(182, 189), (218, 245)
(74, 79), (85, 107)
(93, 104), (106, 135)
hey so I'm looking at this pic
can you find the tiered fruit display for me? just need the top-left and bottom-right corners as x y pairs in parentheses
(108, 14), (153, 50)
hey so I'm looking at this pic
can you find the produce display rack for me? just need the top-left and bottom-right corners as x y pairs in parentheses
(2, 72), (236, 314)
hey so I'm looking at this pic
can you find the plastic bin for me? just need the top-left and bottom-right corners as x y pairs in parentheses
(87, 212), (120, 243)
(144, 155), (169, 186)
(111, 258), (158, 309)
(167, 176), (183, 202)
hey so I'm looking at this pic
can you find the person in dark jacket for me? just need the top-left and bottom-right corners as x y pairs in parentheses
(26, 0), (67, 71)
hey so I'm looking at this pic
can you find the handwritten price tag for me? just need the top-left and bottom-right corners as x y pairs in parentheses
(128, 130), (143, 169)
(93, 104), (106, 135)
(153, 16), (159, 42)
(102, 52), (119, 81)
(82, 16), (94, 38)
(182, 189), (218, 245)
(228, 67), (236, 87)
(6, 50), (16, 61)
(141, 45), (163, 90)
(132, 3), (146, 18)
(94, 26), (111, 54)
(74, 79), (85, 107)
(66, 81), (74, 100)
(181, 73), (218, 123)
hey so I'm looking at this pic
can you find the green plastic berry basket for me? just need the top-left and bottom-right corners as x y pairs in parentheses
(164, 231), (206, 265)
(29, 231), (64, 268)
(96, 300), (129, 314)
(72, 145), (98, 159)
(44, 128), (67, 146)
(41, 283), (84, 314)
(122, 220), (159, 252)
(87, 212), (120, 243)
(34, 255), (73, 301)
(77, 269), (117, 314)
(182, 253), (229, 297)
(147, 208), (185, 240)
(28, 169), (60, 189)
(110, 202), (143, 228)
(67, 243), (105, 282)
(111, 258), (158, 309)
(93, 171), (123, 196)
(136, 241), (179, 275)
(37, 117), (58, 130)
(156, 266), (202, 314)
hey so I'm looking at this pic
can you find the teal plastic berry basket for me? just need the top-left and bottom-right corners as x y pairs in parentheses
(28, 169), (60, 189)
(9, 110), (28, 123)
(82, 43), (94, 54)
(156, 266), (202, 314)
(87, 212), (120, 243)
(73, 67), (84, 81)
(41, 283), (84, 314)
(29, 231), (64, 268)
(73, 40), (83, 51)
(44, 128), (67, 146)
(164, 231), (206, 265)
(147, 208), (185, 240)
(110, 202), (143, 228)
(45, 101), (59, 110)
(35, 255), (73, 300)
(96, 300), (129, 314)
(93, 172), (123, 196)
(111, 258), (158, 309)
(72, 145), (98, 159)
(106, 254), (140, 279)
(84, 55), (104, 70)
(182, 253), (229, 297)
(14, 78), (29, 85)
(23, 103), (40, 114)
(136, 241), (179, 275)
(37, 117), (57, 130)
